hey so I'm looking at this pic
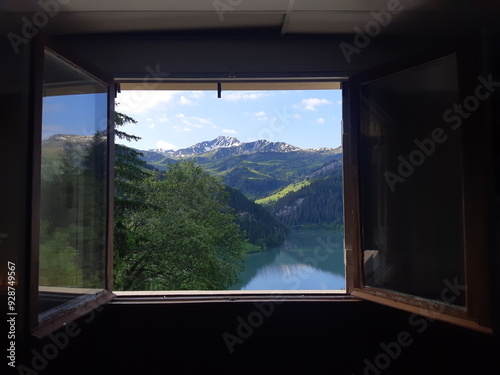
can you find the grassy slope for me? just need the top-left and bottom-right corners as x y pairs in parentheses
(255, 179), (311, 205)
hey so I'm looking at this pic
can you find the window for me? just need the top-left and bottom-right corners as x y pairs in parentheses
(114, 85), (345, 292)
(344, 51), (492, 333)
(32, 46), (115, 334)
(30, 43), (492, 336)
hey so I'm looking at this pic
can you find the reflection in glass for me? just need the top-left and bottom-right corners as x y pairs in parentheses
(359, 54), (466, 306)
(38, 51), (108, 315)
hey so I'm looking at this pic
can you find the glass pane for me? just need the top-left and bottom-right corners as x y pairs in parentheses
(38, 51), (108, 316)
(359, 54), (466, 306)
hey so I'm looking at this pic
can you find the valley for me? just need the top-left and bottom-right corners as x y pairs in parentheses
(137, 135), (345, 253)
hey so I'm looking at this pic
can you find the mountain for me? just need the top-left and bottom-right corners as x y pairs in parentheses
(226, 186), (287, 250)
(147, 135), (243, 158)
(139, 136), (342, 199)
(43, 134), (96, 149)
(143, 136), (303, 160)
(266, 167), (344, 228)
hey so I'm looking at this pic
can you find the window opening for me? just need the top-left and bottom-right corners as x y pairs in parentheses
(114, 86), (345, 292)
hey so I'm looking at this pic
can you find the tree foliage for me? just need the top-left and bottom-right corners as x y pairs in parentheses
(226, 186), (287, 249)
(114, 161), (246, 290)
(268, 169), (344, 228)
(113, 112), (246, 290)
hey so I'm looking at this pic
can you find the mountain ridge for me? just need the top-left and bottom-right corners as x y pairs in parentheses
(144, 135), (341, 160)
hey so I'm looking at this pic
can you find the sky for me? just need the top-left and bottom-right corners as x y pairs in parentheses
(115, 89), (342, 151)
(42, 93), (108, 140)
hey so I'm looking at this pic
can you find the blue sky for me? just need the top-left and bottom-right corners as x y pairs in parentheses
(42, 93), (108, 140)
(116, 89), (342, 151)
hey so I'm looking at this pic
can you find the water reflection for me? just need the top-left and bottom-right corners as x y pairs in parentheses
(229, 229), (345, 290)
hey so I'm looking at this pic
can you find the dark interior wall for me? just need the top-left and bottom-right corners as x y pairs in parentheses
(25, 300), (496, 375)
(0, 17), (35, 357)
(53, 35), (434, 80)
(487, 23), (500, 338)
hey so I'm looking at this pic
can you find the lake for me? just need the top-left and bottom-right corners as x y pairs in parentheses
(229, 228), (345, 290)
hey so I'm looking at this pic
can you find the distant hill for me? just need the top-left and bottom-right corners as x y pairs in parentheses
(226, 186), (287, 250)
(137, 136), (342, 200)
(262, 167), (344, 228)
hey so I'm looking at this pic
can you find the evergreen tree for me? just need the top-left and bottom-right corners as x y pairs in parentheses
(115, 161), (246, 290)
(113, 113), (246, 290)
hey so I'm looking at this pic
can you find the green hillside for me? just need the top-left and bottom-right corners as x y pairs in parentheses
(255, 179), (311, 205)
(145, 151), (342, 200)
(263, 168), (344, 228)
(225, 186), (287, 250)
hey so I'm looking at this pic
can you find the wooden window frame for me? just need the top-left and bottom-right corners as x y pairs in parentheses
(27, 38), (493, 337)
(342, 44), (493, 334)
(30, 41), (116, 337)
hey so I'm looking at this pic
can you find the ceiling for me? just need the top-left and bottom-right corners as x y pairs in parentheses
(1, 0), (472, 37)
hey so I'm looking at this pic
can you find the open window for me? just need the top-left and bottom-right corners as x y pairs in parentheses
(113, 83), (346, 293)
(343, 49), (492, 333)
(31, 45), (116, 336)
(29, 41), (492, 336)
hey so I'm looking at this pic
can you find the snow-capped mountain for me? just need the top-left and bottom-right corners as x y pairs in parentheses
(146, 136), (313, 159)
(173, 136), (243, 157)
(147, 136), (242, 158)
(148, 147), (174, 155)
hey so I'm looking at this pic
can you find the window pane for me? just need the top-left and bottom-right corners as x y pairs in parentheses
(38, 51), (108, 316)
(359, 54), (466, 306)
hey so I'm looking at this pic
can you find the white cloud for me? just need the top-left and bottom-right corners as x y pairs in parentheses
(116, 90), (178, 114)
(255, 111), (268, 121)
(337, 100), (342, 105)
(178, 95), (195, 105)
(224, 91), (268, 102)
(156, 140), (177, 150)
(189, 91), (205, 99)
(301, 98), (332, 111)
(221, 129), (237, 134)
(316, 118), (325, 124)
(174, 113), (214, 130)
(173, 125), (193, 132)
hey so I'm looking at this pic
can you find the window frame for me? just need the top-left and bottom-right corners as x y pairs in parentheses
(343, 45), (493, 334)
(28, 40), (493, 337)
(30, 41), (116, 337)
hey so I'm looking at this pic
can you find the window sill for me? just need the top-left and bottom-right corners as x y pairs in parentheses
(33, 290), (115, 338)
(112, 290), (357, 304)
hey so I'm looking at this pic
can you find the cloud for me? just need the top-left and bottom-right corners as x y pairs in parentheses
(301, 98), (332, 111)
(174, 113), (214, 131)
(224, 91), (268, 102)
(157, 140), (177, 150)
(172, 125), (193, 132)
(316, 118), (325, 124)
(116, 90), (178, 114)
(178, 95), (195, 105)
(189, 91), (204, 99)
(337, 100), (342, 105)
(255, 111), (268, 121)
(221, 129), (237, 134)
